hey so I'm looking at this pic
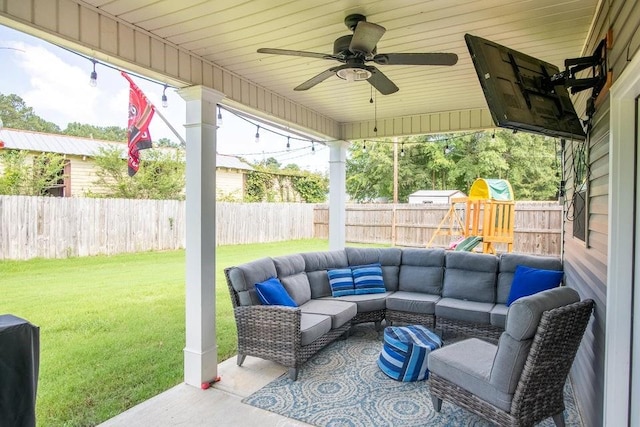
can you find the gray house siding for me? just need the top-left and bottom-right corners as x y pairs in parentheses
(564, 0), (640, 424)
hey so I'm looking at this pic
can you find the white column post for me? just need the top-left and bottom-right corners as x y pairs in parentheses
(328, 140), (349, 250)
(178, 86), (224, 387)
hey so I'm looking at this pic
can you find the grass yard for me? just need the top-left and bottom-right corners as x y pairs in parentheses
(0, 238), (331, 427)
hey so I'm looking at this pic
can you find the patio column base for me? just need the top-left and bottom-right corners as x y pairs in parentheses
(184, 346), (219, 387)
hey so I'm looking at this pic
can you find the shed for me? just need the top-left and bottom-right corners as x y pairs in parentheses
(408, 190), (466, 204)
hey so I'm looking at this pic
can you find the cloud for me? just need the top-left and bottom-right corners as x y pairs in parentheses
(12, 42), (109, 127)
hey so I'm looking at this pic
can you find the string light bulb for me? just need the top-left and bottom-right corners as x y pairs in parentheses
(491, 131), (496, 140)
(217, 106), (223, 126)
(400, 143), (405, 157)
(89, 59), (98, 87)
(362, 142), (367, 153)
(286, 136), (290, 151)
(311, 141), (316, 154)
(161, 84), (168, 108)
(254, 126), (260, 143)
(444, 144), (452, 155)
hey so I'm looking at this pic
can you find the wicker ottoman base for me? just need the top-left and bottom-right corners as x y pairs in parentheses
(377, 325), (443, 381)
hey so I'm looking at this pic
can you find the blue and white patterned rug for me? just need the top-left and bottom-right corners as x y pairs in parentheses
(242, 325), (583, 427)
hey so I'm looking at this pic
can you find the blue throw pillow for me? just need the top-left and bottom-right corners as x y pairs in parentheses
(352, 263), (386, 295)
(255, 277), (297, 307)
(327, 268), (355, 297)
(506, 265), (563, 306)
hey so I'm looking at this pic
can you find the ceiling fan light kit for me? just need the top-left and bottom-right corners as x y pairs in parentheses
(336, 67), (372, 82)
(257, 14), (458, 95)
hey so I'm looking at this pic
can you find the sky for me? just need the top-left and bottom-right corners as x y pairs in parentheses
(0, 24), (329, 173)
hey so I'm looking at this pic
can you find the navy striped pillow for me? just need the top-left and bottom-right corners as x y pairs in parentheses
(327, 268), (355, 297)
(352, 263), (385, 294)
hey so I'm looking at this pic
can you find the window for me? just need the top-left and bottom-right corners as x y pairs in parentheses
(569, 140), (589, 241)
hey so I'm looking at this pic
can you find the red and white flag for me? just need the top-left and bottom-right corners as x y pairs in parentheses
(121, 72), (155, 176)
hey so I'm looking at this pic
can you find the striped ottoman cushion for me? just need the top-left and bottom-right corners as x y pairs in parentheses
(377, 325), (442, 381)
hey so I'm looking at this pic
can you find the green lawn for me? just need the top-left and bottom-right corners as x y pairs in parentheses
(0, 239), (331, 427)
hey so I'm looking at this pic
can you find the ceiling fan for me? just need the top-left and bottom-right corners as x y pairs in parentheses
(257, 14), (458, 95)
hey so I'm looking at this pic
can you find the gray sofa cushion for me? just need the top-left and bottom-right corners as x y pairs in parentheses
(345, 247), (402, 291)
(490, 304), (509, 328)
(322, 292), (391, 313)
(386, 291), (440, 315)
(497, 253), (562, 304)
(273, 254), (312, 306)
(273, 253), (306, 277)
(300, 313), (332, 346)
(398, 248), (445, 294)
(301, 251), (349, 299)
(435, 298), (494, 324)
(428, 338), (512, 412)
(280, 272), (312, 306)
(489, 333), (532, 396)
(227, 257), (277, 306)
(443, 251), (498, 302)
(506, 287), (580, 340)
(300, 299), (357, 329)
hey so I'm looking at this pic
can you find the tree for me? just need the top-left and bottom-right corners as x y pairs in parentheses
(0, 93), (61, 133)
(345, 131), (561, 202)
(63, 122), (127, 142)
(88, 146), (185, 199)
(0, 150), (67, 195)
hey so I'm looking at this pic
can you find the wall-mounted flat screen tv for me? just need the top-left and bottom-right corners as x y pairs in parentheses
(465, 34), (586, 140)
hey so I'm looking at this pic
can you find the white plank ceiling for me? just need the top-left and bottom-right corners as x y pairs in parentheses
(78, 0), (597, 129)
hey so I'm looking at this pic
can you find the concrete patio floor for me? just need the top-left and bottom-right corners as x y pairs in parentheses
(98, 355), (311, 427)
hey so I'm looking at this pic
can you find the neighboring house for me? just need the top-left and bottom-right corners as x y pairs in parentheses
(0, 128), (253, 199)
(408, 190), (466, 204)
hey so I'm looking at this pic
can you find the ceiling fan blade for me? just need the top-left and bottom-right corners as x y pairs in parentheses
(350, 21), (386, 54)
(366, 66), (399, 95)
(373, 52), (458, 66)
(294, 67), (340, 91)
(257, 48), (334, 60)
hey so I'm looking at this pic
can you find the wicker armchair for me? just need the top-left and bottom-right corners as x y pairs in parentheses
(429, 287), (594, 426)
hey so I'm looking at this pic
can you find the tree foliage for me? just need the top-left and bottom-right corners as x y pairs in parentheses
(245, 159), (328, 203)
(0, 93), (61, 133)
(63, 122), (127, 142)
(346, 131), (561, 202)
(0, 150), (67, 195)
(87, 146), (185, 200)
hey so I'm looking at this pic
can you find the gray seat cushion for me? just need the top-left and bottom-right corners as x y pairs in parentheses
(435, 298), (494, 324)
(386, 291), (441, 315)
(490, 304), (509, 328)
(428, 338), (512, 412)
(300, 299), (357, 329)
(322, 292), (391, 313)
(300, 313), (332, 346)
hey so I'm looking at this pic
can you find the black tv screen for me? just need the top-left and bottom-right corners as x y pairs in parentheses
(465, 34), (586, 140)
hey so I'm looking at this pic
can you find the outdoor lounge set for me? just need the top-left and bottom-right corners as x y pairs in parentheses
(225, 247), (593, 426)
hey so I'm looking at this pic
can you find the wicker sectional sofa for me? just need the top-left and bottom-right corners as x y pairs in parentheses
(224, 247), (562, 380)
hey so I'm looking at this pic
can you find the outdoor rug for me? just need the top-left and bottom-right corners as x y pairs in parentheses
(242, 324), (583, 427)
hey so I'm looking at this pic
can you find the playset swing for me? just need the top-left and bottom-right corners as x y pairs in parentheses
(427, 178), (515, 254)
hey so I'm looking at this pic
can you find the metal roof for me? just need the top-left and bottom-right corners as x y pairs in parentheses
(0, 128), (253, 171)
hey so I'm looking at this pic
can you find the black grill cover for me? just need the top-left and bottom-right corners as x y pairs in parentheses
(0, 315), (40, 427)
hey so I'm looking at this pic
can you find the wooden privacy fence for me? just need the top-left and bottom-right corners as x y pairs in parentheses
(314, 202), (563, 256)
(0, 196), (315, 260)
